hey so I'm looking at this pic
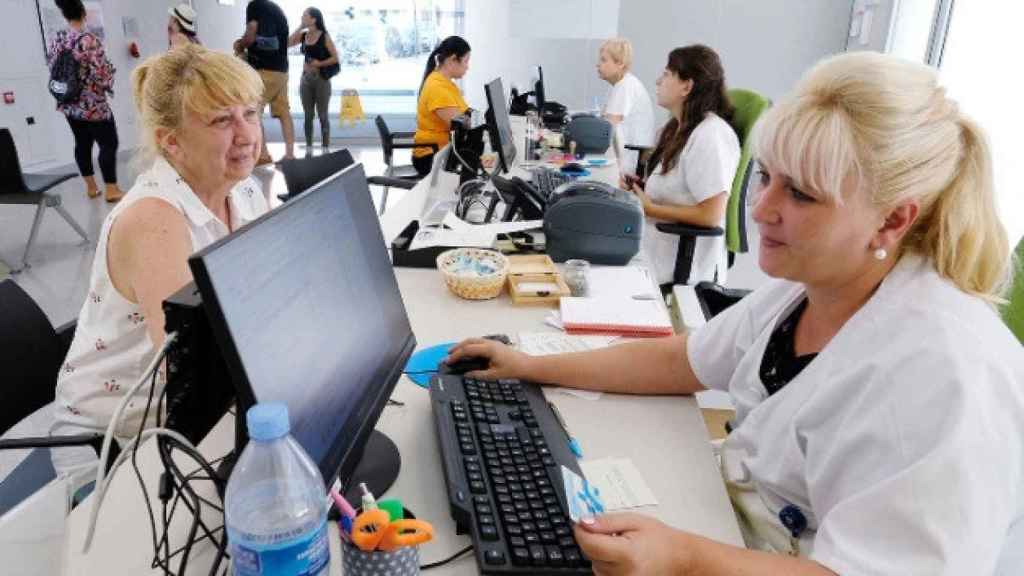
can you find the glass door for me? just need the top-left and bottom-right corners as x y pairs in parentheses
(277, 0), (466, 139)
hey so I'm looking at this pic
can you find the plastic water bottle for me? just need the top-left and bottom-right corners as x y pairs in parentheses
(225, 403), (329, 576)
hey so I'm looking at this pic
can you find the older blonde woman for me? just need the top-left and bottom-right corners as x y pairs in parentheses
(48, 45), (269, 474)
(597, 38), (654, 175)
(447, 52), (1024, 574)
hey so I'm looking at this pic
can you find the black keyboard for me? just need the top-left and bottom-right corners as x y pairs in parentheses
(530, 168), (573, 201)
(431, 374), (592, 574)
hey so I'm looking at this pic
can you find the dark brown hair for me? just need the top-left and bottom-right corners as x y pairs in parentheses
(55, 0), (85, 21)
(648, 45), (735, 176)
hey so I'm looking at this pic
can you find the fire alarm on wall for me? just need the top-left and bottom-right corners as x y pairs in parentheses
(3, 92), (13, 104)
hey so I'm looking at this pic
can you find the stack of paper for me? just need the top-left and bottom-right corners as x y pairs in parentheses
(559, 296), (673, 337)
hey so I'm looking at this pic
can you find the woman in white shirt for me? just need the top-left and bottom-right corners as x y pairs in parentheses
(626, 45), (740, 286)
(597, 38), (655, 176)
(37, 45), (269, 477)
(447, 52), (1023, 575)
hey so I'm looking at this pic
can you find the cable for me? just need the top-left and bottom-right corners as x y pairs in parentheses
(81, 426), (198, 551)
(420, 544), (474, 570)
(88, 331), (178, 549)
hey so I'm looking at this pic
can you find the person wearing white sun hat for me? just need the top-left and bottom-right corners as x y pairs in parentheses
(167, 3), (199, 48)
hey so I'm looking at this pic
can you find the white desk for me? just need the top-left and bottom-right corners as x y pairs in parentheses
(61, 118), (743, 575)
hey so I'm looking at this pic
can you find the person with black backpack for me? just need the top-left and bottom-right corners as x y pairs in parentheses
(235, 0), (295, 164)
(47, 0), (123, 202)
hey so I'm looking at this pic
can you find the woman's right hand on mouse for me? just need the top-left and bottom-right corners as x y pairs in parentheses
(445, 338), (533, 381)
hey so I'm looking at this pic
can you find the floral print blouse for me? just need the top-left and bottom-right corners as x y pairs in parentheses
(46, 29), (115, 122)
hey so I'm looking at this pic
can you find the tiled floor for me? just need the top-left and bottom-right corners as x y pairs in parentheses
(0, 143), (408, 326)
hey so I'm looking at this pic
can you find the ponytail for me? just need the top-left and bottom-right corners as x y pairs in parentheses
(419, 35), (471, 92)
(913, 116), (1010, 301)
(755, 52), (1011, 303)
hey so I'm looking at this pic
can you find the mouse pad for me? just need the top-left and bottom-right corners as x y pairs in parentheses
(403, 342), (456, 387)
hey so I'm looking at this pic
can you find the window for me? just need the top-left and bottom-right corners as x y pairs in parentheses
(277, 0), (465, 138)
(938, 3), (1024, 243)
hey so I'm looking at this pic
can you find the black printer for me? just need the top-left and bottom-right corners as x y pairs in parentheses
(543, 181), (642, 265)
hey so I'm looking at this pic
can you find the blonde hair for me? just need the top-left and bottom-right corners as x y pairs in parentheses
(131, 44), (263, 162)
(753, 51), (1009, 301)
(600, 38), (633, 70)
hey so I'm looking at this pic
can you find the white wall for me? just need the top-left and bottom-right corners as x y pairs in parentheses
(0, 0), (249, 170)
(463, 1), (608, 112)
(464, 0), (853, 127)
(621, 0), (853, 120)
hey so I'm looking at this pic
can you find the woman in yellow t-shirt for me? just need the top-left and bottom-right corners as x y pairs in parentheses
(413, 36), (471, 175)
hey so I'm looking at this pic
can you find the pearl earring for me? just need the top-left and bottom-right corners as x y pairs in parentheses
(874, 248), (887, 261)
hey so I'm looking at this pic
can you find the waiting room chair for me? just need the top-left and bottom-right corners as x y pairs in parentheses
(375, 115), (436, 215)
(277, 148), (356, 201)
(626, 90), (771, 291)
(0, 280), (117, 517)
(276, 148), (416, 214)
(0, 128), (90, 274)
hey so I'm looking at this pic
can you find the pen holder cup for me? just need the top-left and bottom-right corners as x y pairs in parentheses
(341, 540), (420, 576)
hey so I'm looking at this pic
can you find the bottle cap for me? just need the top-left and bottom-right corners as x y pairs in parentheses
(246, 402), (290, 441)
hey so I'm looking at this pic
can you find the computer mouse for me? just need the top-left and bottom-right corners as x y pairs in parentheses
(440, 334), (509, 375)
(442, 356), (490, 375)
(561, 163), (586, 174)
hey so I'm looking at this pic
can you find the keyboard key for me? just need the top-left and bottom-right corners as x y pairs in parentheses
(540, 531), (557, 544)
(546, 545), (565, 566)
(529, 544), (547, 565)
(470, 481), (487, 494)
(512, 547), (530, 565)
(478, 514), (495, 525)
(563, 546), (582, 567)
(510, 536), (526, 547)
(484, 549), (506, 565)
(480, 525), (499, 541)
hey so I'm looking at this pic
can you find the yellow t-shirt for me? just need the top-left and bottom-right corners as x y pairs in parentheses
(413, 71), (469, 158)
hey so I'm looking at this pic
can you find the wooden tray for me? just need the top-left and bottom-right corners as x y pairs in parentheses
(507, 255), (570, 305)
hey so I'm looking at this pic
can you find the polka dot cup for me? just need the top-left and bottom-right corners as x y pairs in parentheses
(341, 540), (420, 576)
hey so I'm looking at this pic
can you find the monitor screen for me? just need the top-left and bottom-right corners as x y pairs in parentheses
(534, 65), (546, 110)
(484, 78), (516, 174)
(188, 163), (416, 485)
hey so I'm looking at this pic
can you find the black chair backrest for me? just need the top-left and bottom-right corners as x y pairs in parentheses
(278, 149), (356, 198)
(375, 115), (395, 166)
(0, 128), (28, 193)
(0, 280), (65, 435)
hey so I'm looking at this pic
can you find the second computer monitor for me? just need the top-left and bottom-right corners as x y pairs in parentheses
(188, 163), (417, 486)
(534, 65), (546, 111)
(485, 77), (517, 174)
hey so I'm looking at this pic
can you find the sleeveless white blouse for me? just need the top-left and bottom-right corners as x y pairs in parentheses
(54, 157), (269, 438)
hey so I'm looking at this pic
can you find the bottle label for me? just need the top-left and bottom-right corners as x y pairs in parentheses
(231, 519), (329, 576)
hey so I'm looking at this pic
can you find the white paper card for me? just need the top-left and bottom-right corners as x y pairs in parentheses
(579, 458), (658, 511)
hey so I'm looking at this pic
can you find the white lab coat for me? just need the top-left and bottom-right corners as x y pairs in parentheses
(688, 254), (1024, 575)
(641, 113), (739, 285)
(603, 72), (655, 174)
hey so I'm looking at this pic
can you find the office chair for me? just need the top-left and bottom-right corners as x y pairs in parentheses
(276, 147), (416, 214)
(1001, 237), (1024, 344)
(626, 90), (770, 290)
(0, 128), (90, 273)
(374, 115), (436, 215)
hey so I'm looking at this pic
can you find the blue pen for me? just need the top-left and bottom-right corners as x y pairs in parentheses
(549, 402), (583, 458)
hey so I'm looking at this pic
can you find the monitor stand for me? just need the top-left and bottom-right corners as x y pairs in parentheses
(211, 430), (400, 507)
(342, 430), (401, 506)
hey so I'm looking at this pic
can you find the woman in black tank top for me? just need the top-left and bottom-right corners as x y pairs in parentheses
(287, 7), (339, 153)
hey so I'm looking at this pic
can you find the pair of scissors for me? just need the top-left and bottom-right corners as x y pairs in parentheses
(351, 510), (434, 552)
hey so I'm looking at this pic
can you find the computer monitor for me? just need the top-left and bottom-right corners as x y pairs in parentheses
(534, 65), (546, 111)
(484, 77), (516, 174)
(187, 163), (417, 491)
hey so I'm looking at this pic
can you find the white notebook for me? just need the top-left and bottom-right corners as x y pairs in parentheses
(559, 296), (673, 337)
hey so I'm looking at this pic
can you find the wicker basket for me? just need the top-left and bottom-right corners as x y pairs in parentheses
(436, 248), (509, 300)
